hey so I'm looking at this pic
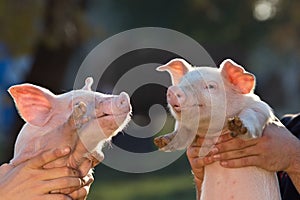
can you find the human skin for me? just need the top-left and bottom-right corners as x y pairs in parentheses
(0, 147), (92, 200)
(187, 120), (300, 197)
(0, 106), (96, 200)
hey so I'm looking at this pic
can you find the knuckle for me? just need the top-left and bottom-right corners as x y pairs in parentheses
(237, 139), (246, 148)
(192, 148), (199, 156)
(80, 187), (88, 197)
(195, 158), (205, 167)
(219, 152), (228, 159)
(241, 157), (250, 166)
(215, 144), (224, 152)
(70, 188), (88, 200)
(187, 147), (199, 158)
(186, 148), (193, 157)
(237, 149), (245, 156)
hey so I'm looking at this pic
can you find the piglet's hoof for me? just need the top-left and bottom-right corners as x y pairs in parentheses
(227, 116), (248, 137)
(73, 102), (87, 119)
(154, 133), (176, 149)
(72, 102), (88, 129)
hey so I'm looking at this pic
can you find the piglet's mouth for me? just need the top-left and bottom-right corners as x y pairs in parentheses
(172, 105), (181, 113)
(171, 104), (203, 113)
(96, 111), (130, 119)
(97, 112), (111, 118)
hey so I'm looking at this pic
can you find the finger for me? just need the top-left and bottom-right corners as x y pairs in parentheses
(78, 159), (93, 177)
(219, 155), (259, 168)
(212, 145), (259, 161)
(0, 163), (14, 177)
(44, 177), (83, 194)
(68, 186), (89, 200)
(52, 185), (82, 195)
(186, 146), (200, 158)
(42, 167), (80, 180)
(187, 151), (214, 169)
(215, 137), (258, 153)
(191, 136), (217, 147)
(43, 194), (72, 200)
(69, 173), (94, 200)
(216, 132), (234, 144)
(82, 172), (94, 186)
(191, 165), (205, 181)
(91, 152), (103, 167)
(190, 135), (204, 146)
(27, 147), (71, 169)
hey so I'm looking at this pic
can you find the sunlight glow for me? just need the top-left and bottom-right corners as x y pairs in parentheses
(253, 0), (278, 21)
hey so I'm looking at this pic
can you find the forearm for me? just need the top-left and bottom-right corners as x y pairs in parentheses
(288, 172), (300, 194)
(285, 140), (300, 194)
(193, 176), (202, 200)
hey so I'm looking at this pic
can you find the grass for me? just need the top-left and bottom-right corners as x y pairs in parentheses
(88, 174), (196, 200)
(87, 155), (196, 200)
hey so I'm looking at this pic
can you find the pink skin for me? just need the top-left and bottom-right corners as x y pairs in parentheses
(167, 86), (185, 113)
(8, 77), (131, 177)
(155, 58), (279, 200)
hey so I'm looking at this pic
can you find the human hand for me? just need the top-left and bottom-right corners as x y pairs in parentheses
(211, 120), (300, 173)
(0, 147), (83, 200)
(186, 135), (216, 199)
(68, 169), (94, 200)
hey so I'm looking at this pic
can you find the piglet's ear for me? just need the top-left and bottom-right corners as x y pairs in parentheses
(156, 58), (192, 85)
(8, 84), (55, 127)
(82, 77), (93, 91)
(220, 59), (255, 94)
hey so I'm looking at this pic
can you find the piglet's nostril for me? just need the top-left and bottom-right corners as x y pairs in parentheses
(116, 92), (130, 109)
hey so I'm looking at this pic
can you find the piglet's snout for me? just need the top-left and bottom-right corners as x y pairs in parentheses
(167, 86), (185, 112)
(114, 92), (131, 112)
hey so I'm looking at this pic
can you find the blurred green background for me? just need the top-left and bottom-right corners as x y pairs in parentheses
(0, 0), (300, 199)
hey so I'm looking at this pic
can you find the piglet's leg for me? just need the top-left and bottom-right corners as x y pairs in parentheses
(227, 116), (248, 138)
(154, 132), (176, 149)
(228, 103), (272, 139)
(154, 126), (196, 151)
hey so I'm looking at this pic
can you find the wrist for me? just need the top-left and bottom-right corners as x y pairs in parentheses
(192, 170), (203, 199)
(285, 138), (300, 175)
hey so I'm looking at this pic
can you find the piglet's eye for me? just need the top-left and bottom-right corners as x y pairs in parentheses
(205, 82), (217, 89)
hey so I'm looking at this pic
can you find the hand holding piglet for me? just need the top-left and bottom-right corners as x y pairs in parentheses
(6, 77), (131, 198)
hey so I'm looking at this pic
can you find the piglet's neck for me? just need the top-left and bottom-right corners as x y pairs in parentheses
(202, 160), (280, 200)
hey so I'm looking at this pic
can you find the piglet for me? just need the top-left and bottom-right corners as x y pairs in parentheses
(8, 77), (131, 177)
(154, 59), (281, 200)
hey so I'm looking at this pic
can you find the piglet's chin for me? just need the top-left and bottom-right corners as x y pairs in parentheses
(97, 112), (131, 138)
(172, 105), (181, 113)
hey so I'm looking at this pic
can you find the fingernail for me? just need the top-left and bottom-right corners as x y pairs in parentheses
(213, 154), (220, 160)
(220, 161), (228, 167)
(62, 147), (71, 154)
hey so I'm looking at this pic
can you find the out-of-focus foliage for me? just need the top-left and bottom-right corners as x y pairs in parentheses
(1, 0), (300, 56)
(0, 0), (91, 55)
(0, 0), (43, 55)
